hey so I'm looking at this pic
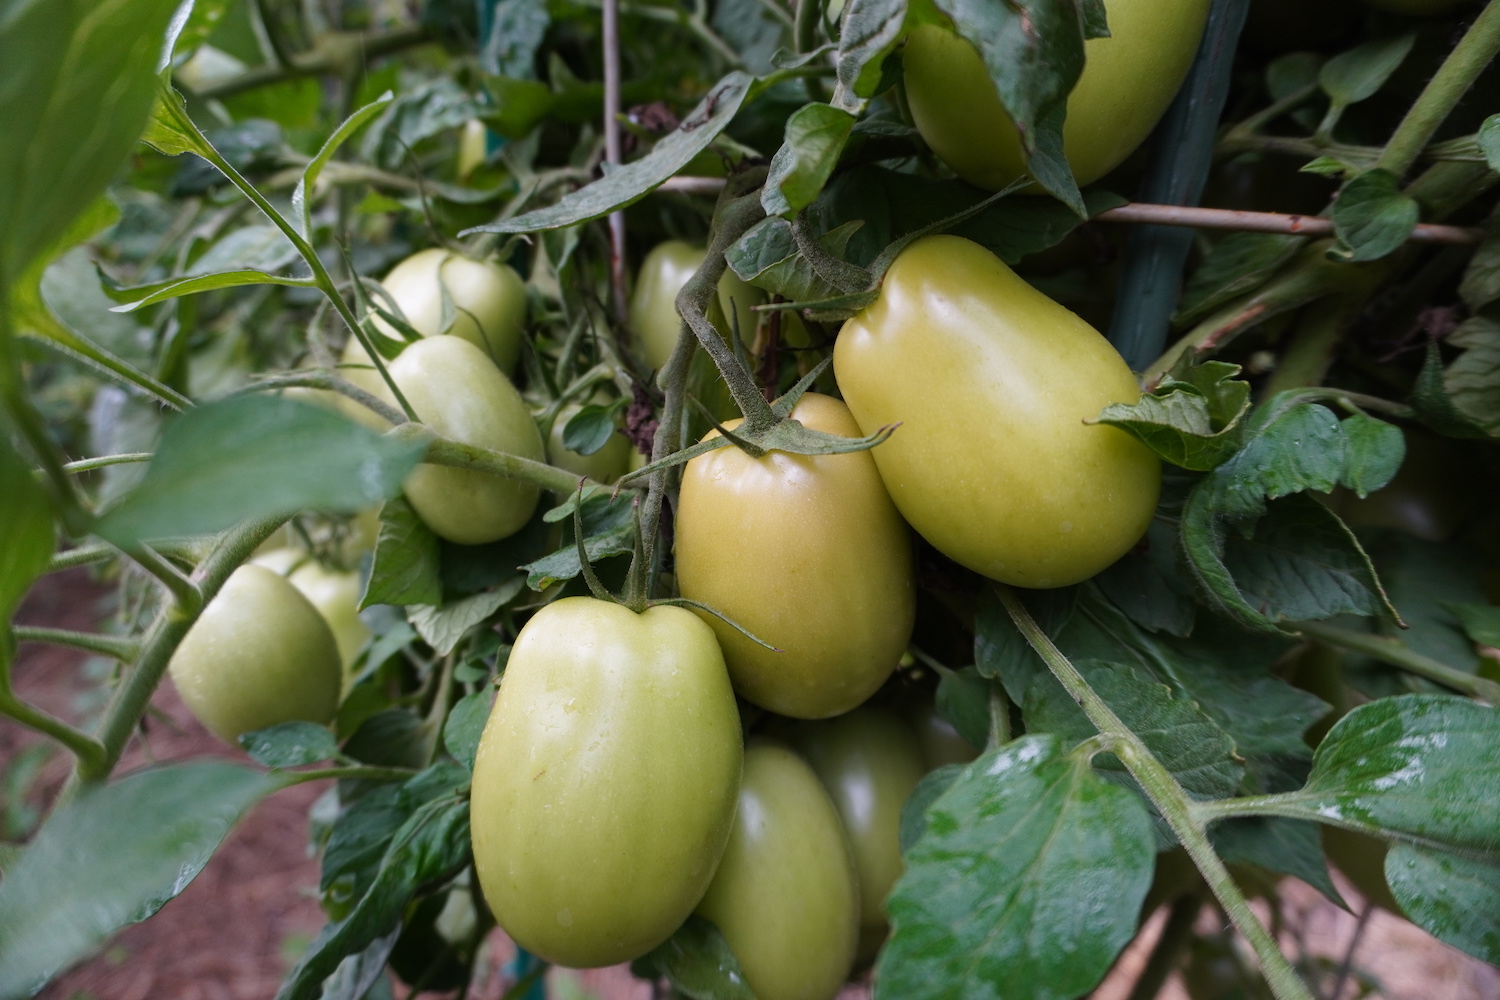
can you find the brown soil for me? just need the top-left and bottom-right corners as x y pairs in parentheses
(4, 571), (1497, 1000)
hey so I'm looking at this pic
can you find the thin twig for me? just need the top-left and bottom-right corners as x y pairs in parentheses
(603, 0), (629, 323)
(1096, 204), (1480, 246)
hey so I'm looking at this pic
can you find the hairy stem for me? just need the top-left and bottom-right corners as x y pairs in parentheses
(13, 626), (140, 661)
(1297, 621), (1500, 704)
(407, 427), (624, 496)
(997, 585), (1315, 1000)
(0, 636), (107, 772)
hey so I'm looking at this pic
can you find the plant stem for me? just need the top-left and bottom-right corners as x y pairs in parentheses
(996, 585), (1315, 1000)
(280, 764), (418, 785)
(602, 0), (629, 324)
(1127, 892), (1204, 1000)
(47, 543), (117, 573)
(13, 626), (140, 661)
(1094, 204), (1479, 246)
(987, 686), (1010, 750)
(79, 514), (290, 785)
(231, 369), (407, 426)
(62, 453), (153, 474)
(1379, 0), (1500, 179)
(794, 0), (819, 55)
(0, 636), (107, 772)
(129, 546), (203, 618)
(1297, 621), (1500, 704)
(408, 427), (624, 496)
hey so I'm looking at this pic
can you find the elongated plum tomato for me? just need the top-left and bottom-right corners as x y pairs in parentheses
(906, 698), (979, 770)
(695, 741), (860, 1000)
(470, 598), (742, 967)
(834, 236), (1160, 588)
(790, 707), (926, 961)
(167, 565), (342, 744)
(252, 549), (370, 671)
(377, 248), (526, 372)
(675, 393), (915, 718)
(629, 240), (763, 372)
(902, 0), (1210, 190)
(375, 336), (544, 545)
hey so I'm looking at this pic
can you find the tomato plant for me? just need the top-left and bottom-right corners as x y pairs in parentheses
(5, 1), (1500, 999)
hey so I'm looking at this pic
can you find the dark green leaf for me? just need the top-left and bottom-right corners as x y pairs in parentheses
(1176, 233), (1304, 325)
(321, 785), (406, 903)
(443, 688), (495, 771)
(762, 103), (858, 218)
(1446, 601), (1500, 649)
(479, 76), (556, 141)
(0, 433), (55, 622)
(1332, 169), (1418, 263)
(0, 762), (278, 998)
(1440, 317), (1500, 436)
(727, 217), (863, 302)
(974, 586), (1075, 700)
(834, 0), (907, 105)
(1211, 817), (1345, 906)
(523, 494), (638, 591)
(343, 710), (429, 770)
(103, 268), (312, 311)
(480, 0), (549, 78)
(94, 396), (426, 547)
(934, 665), (992, 751)
(0, 0), (182, 281)
(1477, 114), (1500, 171)
(1319, 35), (1415, 109)
(630, 915), (755, 1000)
(1339, 412), (1404, 497)
(407, 579), (524, 656)
(898, 764), (965, 854)
(1409, 341), (1491, 439)
(278, 797), (470, 1000)
(1079, 0), (1108, 38)
(1386, 843), (1500, 964)
(1206, 402), (1347, 522)
(1363, 533), (1482, 674)
(875, 736), (1154, 1000)
(362, 498), (443, 610)
(1094, 362), (1252, 471)
(1096, 521), (1196, 637)
(239, 721), (339, 768)
(465, 72), (751, 235)
(1460, 215), (1500, 312)
(562, 405), (619, 457)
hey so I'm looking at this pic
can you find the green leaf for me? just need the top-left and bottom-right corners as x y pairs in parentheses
(974, 586), (1075, 698)
(1363, 534), (1483, 677)
(1339, 412), (1404, 497)
(479, 76), (556, 141)
(102, 268), (314, 311)
(1079, 0), (1109, 39)
(934, 664), (992, 751)
(0, 0), (183, 282)
(1176, 233), (1304, 325)
(898, 763), (965, 854)
(875, 735), (1154, 1000)
(278, 796), (470, 1000)
(94, 396), (427, 547)
(141, 79), (215, 157)
(442, 688), (495, 771)
(361, 498), (443, 610)
(464, 72), (752, 235)
(1319, 34), (1415, 110)
(239, 721), (339, 768)
(1211, 817), (1345, 907)
(1096, 520), (1196, 637)
(629, 915), (756, 1000)
(1445, 601), (1500, 649)
(834, 0), (907, 106)
(0, 762), (279, 999)
(761, 103), (858, 218)
(1300, 694), (1500, 853)
(727, 217), (863, 302)
(480, 0), (550, 78)
(293, 92), (394, 237)
(1386, 843), (1500, 964)
(0, 432), (55, 622)
(1409, 341), (1491, 439)
(1094, 362), (1252, 471)
(1332, 169), (1419, 263)
(1439, 317), (1500, 436)
(562, 404), (619, 457)
(408, 580), (525, 656)
(1477, 114), (1500, 171)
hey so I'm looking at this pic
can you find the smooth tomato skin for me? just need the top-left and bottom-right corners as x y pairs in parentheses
(905, 698), (979, 770)
(253, 549), (370, 671)
(834, 236), (1160, 588)
(376, 248), (528, 373)
(470, 598), (743, 968)
(547, 403), (632, 484)
(168, 565), (342, 744)
(628, 240), (762, 373)
(675, 393), (915, 718)
(695, 741), (860, 1000)
(379, 337), (545, 545)
(902, 0), (1210, 191)
(790, 707), (926, 954)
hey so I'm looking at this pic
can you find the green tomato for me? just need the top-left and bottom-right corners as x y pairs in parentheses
(547, 403), (632, 484)
(789, 706), (926, 961)
(253, 549), (370, 672)
(902, 0), (1211, 191)
(834, 235), (1161, 588)
(375, 248), (527, 373)
(675, 393), (915, 719)
(695, 740), (860, 1000)
(167, 565), (342, 744)
(628, 240), (763, 373)
(905, 698), (979, 770)
(470, 597), (742, 967)
(1363, 0), (1470, 14)
(378, 336), (545, 545)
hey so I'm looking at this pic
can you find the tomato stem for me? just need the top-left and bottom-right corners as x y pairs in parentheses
(1297, 622), (1500, 705)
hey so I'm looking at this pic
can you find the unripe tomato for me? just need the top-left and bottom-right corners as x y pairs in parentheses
(695, 741), (860, 1000)
(1363, 0), (1470, 14)
(253, 549), (370, 671)
(168, 565), (342, 744)
(470, 598), (742, 967)
(675, 393), (915, 718)
(906, 698), (979, 770)
(834, 236), (1160, 588)
(547, 403), (632, 484)
(378, 337), (545, 545)
(629, 240), (763, 373)
(902, 0), (1211, 191)
(377, 248), (527, 373)
(790, 707), (926, 961)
